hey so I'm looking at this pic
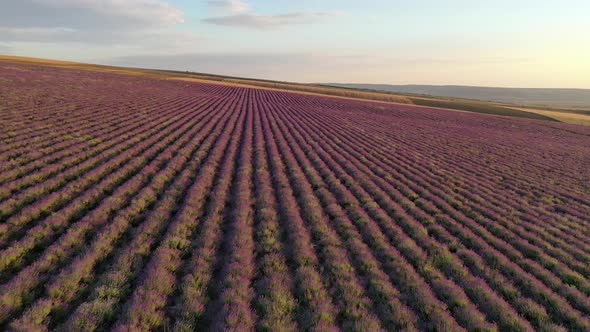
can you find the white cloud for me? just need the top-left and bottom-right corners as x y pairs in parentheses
(203, 0), (336, 29)
(203, 12), (334, 29)
(32, 0), (184, 25)
(106, 52), (386, 82)
(0, 0), (184, 32)
(0, 27), (201, 53)
(108, 52), (310, 76)
(206, 0), (249, 14)
(0, 0), (187, 49)
(105, 52), (553, 85)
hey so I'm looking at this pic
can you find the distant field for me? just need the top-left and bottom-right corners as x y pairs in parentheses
(409, 98), (557, 122)
(1, 61), (589, 331)
(328, 83), (590, 109)
(513, 107), (590, 126)
(5, 54), (590, 125)
(326, 83), (590, 125)
(0, 55), (413, 105)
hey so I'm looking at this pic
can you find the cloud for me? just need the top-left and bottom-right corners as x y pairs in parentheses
(44, 0), (184, 25)
(0, 0), (183, 31)
(106, 52), (372, 82)
(110, 52), (300, 67)
(203, 0), (336, 29)
(105, 52), (541, 86)
(0, 27), (201, 51)
(108, 52), (310, 77)
(0, 0), (187, 49)
(206, 0), (249, 13)
(203, 12), (334, 29)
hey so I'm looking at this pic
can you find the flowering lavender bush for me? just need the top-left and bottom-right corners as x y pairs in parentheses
(0, 62), (589, 331)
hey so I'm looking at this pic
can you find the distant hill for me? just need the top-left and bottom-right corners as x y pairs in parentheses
(325, 84), (590, 109)
(1, 55), (586, 123)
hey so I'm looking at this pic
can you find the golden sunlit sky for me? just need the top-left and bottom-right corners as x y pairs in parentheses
(1, 0), (589, 88)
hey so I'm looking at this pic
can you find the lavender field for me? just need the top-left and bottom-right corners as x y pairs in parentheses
(0, 62), (589, 331)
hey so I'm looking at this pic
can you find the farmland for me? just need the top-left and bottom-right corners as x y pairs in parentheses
(0, 61), (589, 331)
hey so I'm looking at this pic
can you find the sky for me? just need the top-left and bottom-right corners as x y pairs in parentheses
(1, 0), (589, 88)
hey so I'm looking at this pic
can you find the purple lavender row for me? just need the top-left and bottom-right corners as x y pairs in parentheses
(109, 89), (247, 331)
(323, 111), (590, 309)
(260, 95), (386, 331)
(0, 97), (208, 252)
(272, 95), (505, 330)
(249, 102), (298, 331)
(0, 95), (192, 198)
(0, 94), (225, 326)
(296, 105), (590, 328)
(207, 94), (256, 331)
(257, 96), (339, 331)
(169, 93), (250, 331)
(7, 89), (235, 331)
(306, 101), (590, 278)
(0, 95), (182, 185)
(330, 111), (590, 286)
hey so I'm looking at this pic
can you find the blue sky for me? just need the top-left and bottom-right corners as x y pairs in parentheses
(1, 0), (589, 87)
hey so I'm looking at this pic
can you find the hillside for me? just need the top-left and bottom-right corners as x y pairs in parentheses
(2, 55), (582, 124)
(0, 55), (412, 105)
(328, 83), (590, 109)
(1, 61), (589, 331)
